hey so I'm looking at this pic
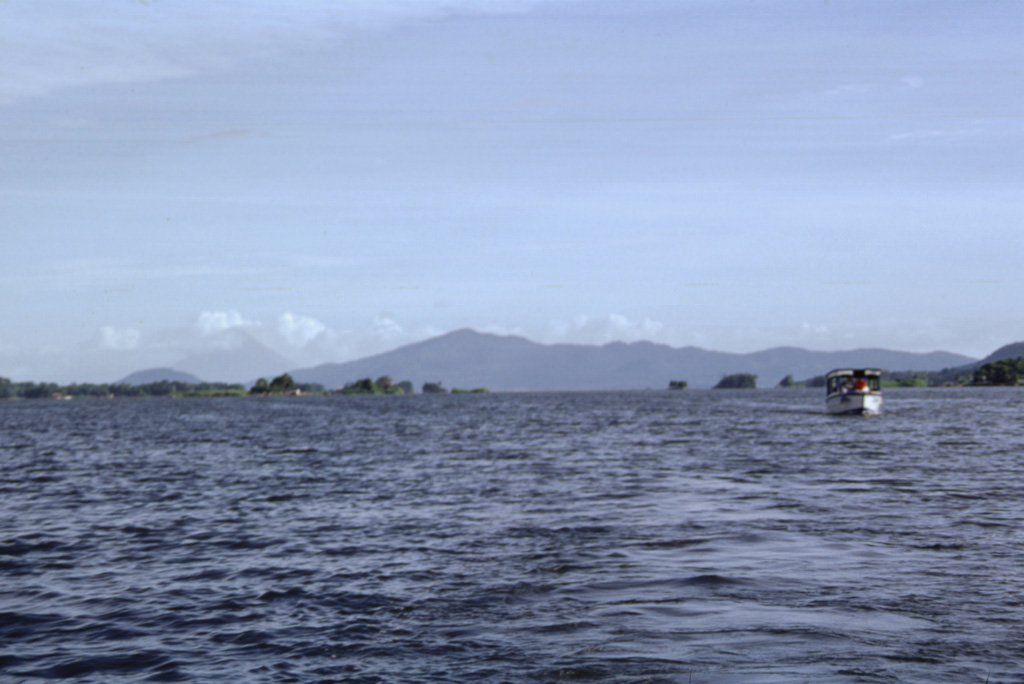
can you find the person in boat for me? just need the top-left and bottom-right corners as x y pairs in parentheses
(840, 376), (868, 396)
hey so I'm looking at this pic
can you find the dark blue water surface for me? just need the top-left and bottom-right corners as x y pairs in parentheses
(3, 389), (1024, 683)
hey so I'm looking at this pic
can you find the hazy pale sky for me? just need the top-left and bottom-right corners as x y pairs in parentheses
(3, 0), (1023, 382)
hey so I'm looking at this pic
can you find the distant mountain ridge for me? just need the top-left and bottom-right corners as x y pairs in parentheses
(288, 329), (978, 391)
(118, 368), (204, 385)
(977, 342), (1024, 367)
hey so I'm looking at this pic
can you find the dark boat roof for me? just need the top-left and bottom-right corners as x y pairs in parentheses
(826, 368), (882, 378)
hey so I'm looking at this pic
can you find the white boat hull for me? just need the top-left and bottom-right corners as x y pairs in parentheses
(826, 391), (882, 415)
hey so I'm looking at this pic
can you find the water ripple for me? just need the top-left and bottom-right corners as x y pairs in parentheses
(2, 390), (1024, 681)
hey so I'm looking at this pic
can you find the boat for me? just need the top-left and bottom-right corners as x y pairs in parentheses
(825, 368), (882, 415)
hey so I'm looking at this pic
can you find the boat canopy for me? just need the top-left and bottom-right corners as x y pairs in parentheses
(825, 368), (882, 394)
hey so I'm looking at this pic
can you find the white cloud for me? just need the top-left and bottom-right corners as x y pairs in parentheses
(371, 316), (404, 339)
(480, 323), (527, 338)
(196, 310), (254, 336)
(97, 326), (141, 351)
(547, 313), (667, 345)
(277, 313), (326, 347)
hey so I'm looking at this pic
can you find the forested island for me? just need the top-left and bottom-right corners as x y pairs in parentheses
(333, 378), (488, 395)
(248, 374), (325, 396)
(333, 376), (413, 395)
(714, 373), (758, 389)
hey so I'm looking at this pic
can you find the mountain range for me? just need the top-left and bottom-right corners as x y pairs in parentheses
(121, 328), (992, 390)
(276, 329), (979, 391)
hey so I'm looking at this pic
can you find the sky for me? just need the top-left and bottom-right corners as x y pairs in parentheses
(3, 0), (1023, 383)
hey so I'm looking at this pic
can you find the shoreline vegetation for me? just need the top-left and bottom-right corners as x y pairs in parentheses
(780, 357), (1024, 389)
(0, 373), (488, 400)
(0, 378), (252, 400)
(713, 373), (758, 389)
(3, 357), (1022, 400)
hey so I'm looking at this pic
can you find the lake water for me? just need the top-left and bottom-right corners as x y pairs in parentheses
(2, 389), (1024, 683)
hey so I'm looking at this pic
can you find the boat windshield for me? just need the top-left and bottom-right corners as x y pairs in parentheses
(827, 373), (880, 394)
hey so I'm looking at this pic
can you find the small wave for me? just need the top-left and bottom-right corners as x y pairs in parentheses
(635, 538), (711, 549)
(15, 651), (183, 681)
(271, 446), (321, 455)
(681, 574), (743, 586)
(0, 611), (66, 640)
(257, 587), (308, 602)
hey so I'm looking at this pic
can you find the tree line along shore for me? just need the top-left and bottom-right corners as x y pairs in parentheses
(0, 373), (486, 400)
(251, 374), (486, 396)
(687, 358), (1024, 390)
(2, 358), (1022, 400)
